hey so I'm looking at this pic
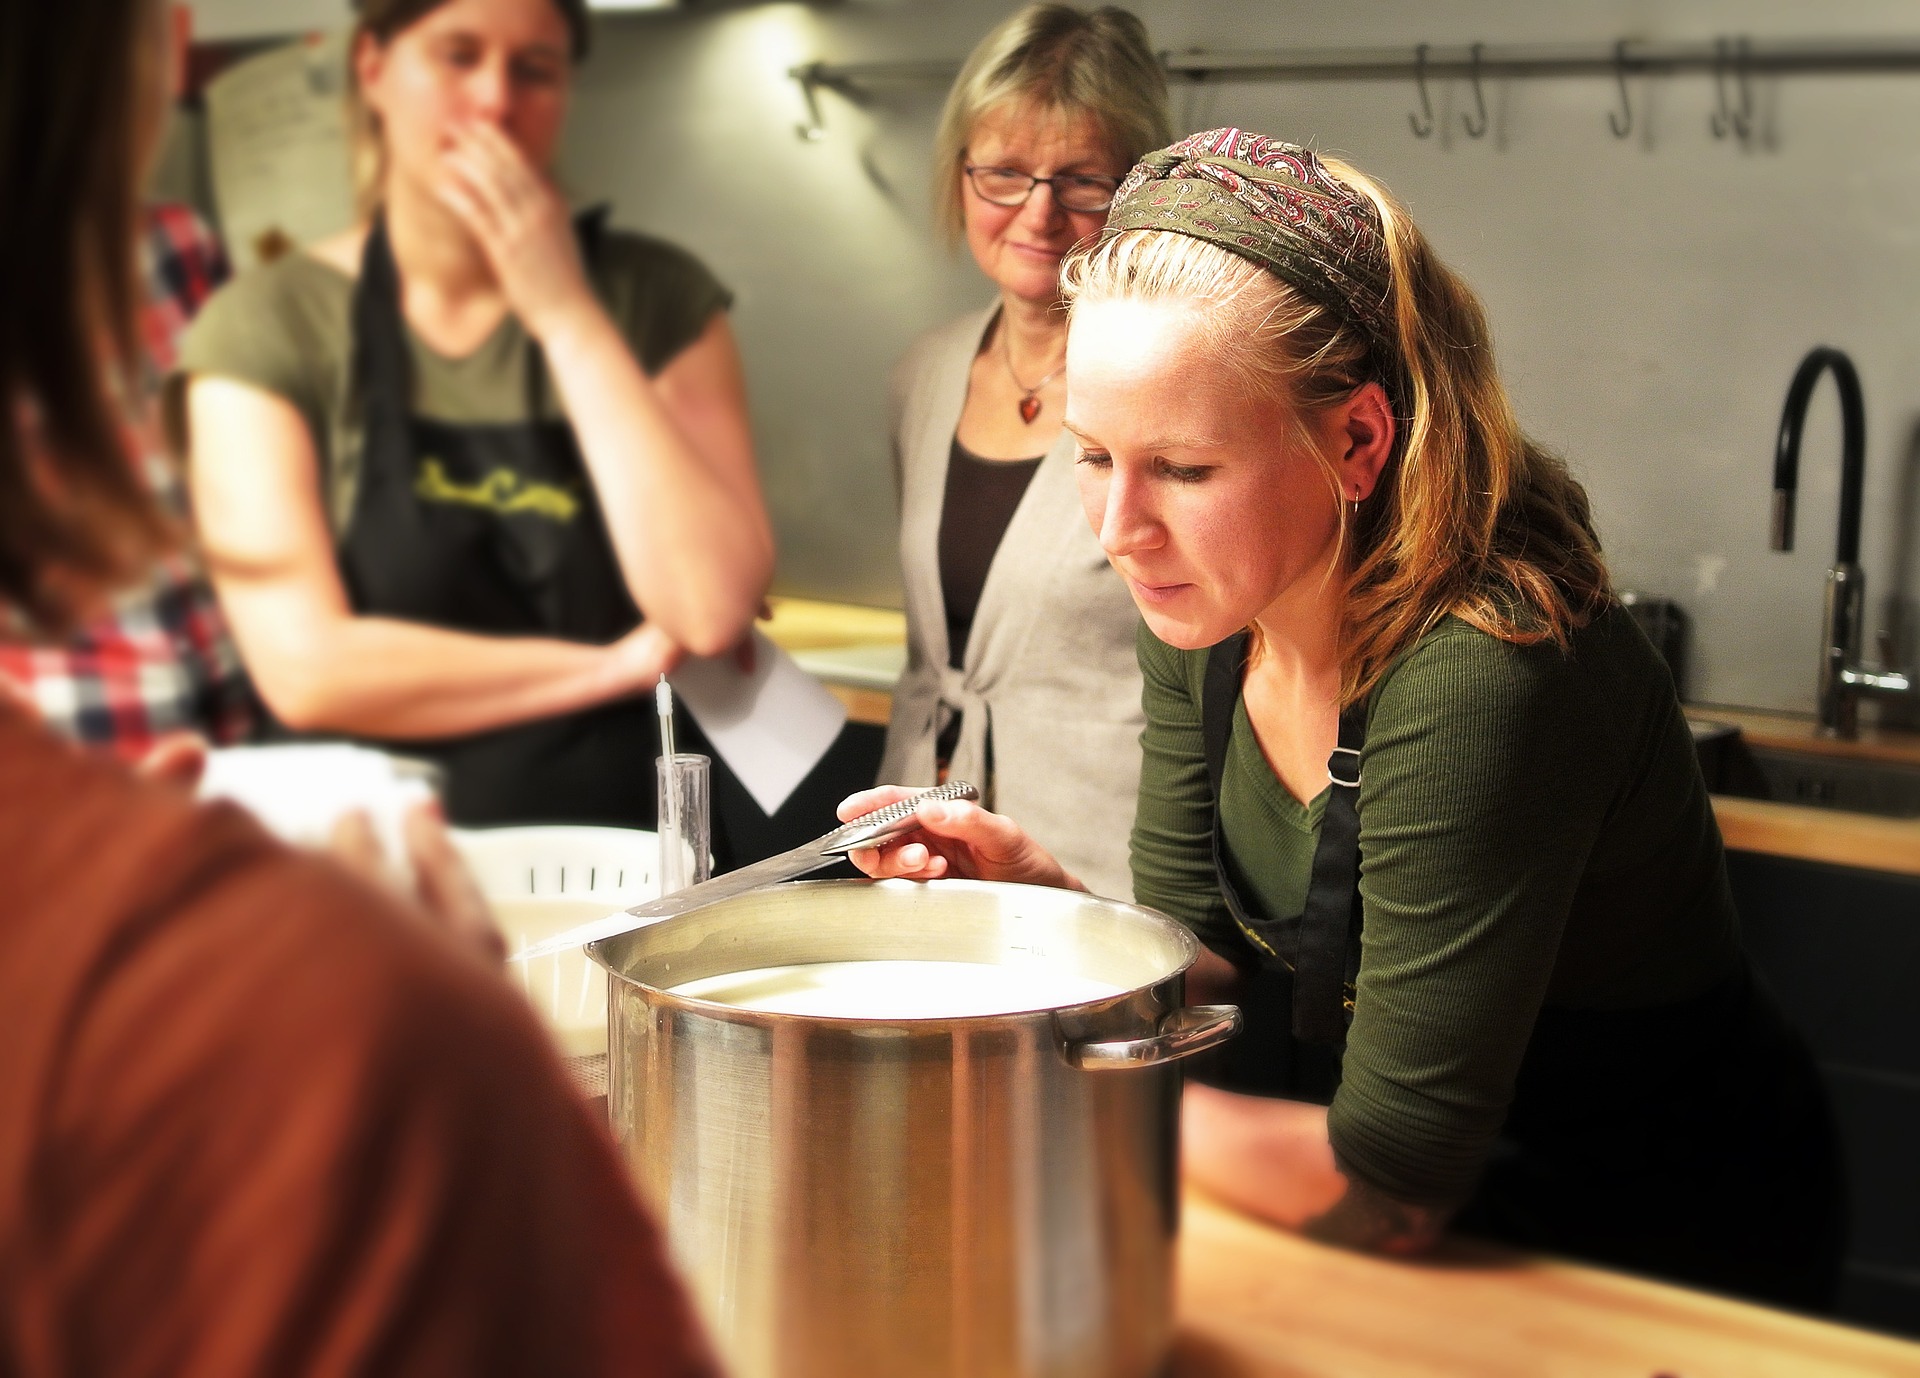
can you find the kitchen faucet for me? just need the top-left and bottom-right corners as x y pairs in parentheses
(1769, 345), (1914, 737)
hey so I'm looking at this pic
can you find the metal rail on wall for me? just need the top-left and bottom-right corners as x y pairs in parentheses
(788, 35), (1920, 143)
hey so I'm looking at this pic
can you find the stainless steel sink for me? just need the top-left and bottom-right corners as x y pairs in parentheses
(1711, 741), (1920, 819)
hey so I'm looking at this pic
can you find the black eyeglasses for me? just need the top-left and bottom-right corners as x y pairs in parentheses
(963, 164), (1121, 214)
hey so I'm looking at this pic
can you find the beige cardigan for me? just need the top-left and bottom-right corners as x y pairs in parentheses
(879, 306), (1144, 901)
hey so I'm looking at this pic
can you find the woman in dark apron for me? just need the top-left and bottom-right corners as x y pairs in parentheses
(842, 129), (1844, 1312)
(339, 208), (681, 827)
(179, 0), (771, 837)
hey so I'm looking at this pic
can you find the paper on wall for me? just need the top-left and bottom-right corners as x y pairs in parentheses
(204, 32), (355, 269)
(668, 630), (847, 816)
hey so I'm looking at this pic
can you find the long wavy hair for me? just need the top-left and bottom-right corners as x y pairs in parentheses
(1060, 155), (1611, 704)
(0, 0), (176, 633)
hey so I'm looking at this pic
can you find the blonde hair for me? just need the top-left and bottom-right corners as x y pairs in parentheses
(346, 0), (590, 218)
(1060, 155), (1611, 705)
(932, 4), (1169, 242)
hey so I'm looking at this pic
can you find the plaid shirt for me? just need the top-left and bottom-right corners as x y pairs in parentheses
(0, 204), (253, 760)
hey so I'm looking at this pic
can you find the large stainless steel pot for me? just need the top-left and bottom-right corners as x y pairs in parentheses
(589, 878), (1239, 1378)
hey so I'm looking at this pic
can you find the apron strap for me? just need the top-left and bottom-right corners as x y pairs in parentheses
(1200, 631), (1366, 1046)
(1201, 631), (1246, 803)
(351, 214), (412, 495)
(1203, 633), (1278, 964)
(1295, 706), (1364, 1044)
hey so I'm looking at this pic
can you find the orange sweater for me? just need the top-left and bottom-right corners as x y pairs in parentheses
(0, 705), (718, 1377)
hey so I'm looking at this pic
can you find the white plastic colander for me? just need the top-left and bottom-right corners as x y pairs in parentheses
(450, 825), (659, 1097)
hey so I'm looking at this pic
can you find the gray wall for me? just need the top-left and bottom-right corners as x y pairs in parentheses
(180, 0), (1920, 717)
(557, 0), (1920, 715)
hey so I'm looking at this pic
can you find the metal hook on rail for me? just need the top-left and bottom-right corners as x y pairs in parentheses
(1710, 38), (1732, 138)
(1731, 36), (1755, 141)
(1608, 40), (1633, 139)
(1710, 36), (1756, 143)
(792, 62), (828, 142)
(1461, 42), (1489, 139)
(1408, 43), (1435, 138)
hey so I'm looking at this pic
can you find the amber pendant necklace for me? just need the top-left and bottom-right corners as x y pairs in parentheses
(1002, 325), (1064, 424)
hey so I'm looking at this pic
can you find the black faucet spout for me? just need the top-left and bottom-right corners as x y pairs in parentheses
(1771, 346), (1865, 564)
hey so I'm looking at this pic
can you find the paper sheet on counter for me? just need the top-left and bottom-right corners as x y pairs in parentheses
(669, 630), (847, 815)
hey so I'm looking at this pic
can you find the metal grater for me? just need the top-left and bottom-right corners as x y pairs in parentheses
(511, 781), (980, 961)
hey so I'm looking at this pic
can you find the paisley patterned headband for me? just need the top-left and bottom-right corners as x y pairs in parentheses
(1104, 128), (1396, 362)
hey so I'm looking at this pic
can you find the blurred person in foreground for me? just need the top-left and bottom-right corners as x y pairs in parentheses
(178, 0), (772, 835)
(0, 3), (251, 763)
(0, 3), (720, 1372)
(846, 129), (1843, 1311)
(879, 4), (1168, 901)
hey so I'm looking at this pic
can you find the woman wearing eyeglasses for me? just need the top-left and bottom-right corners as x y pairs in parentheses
(880, 4), (1169, 899)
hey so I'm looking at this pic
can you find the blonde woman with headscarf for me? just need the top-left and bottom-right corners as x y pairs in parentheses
(850, 128), (1843, 1313)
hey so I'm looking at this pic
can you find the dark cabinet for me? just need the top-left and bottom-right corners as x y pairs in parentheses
(1727, 851), (1920, 1338)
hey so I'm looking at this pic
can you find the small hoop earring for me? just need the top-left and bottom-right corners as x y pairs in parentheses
(1349, 486), (1362, 519)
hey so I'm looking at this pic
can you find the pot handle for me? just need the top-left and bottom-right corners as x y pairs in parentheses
(1069, 1004), (1242, 1070)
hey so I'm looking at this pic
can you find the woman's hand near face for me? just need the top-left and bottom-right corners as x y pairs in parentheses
(835, 786), (1085, 892)
(423, 126), (775, 657)
(434, 120), (595, 342)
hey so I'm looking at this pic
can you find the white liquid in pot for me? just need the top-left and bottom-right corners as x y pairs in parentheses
(668, 960), (1127, 1019)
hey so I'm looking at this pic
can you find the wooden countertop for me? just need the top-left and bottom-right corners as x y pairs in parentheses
(1711, 795), (1920, 878)
(1173, 1189), (1920, 1377)
(1691, 705), (1920, 877)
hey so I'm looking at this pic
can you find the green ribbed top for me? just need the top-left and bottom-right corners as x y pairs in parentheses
(1131, 604), (1740, 1206)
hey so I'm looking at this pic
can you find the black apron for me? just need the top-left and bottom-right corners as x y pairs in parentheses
(1198, 631), (1361, 1105)
(337, 212), (689, 832)
(1193, 631), (1844, 1310)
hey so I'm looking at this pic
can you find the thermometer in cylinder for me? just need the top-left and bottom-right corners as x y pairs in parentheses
(656, 679), (682, 892)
